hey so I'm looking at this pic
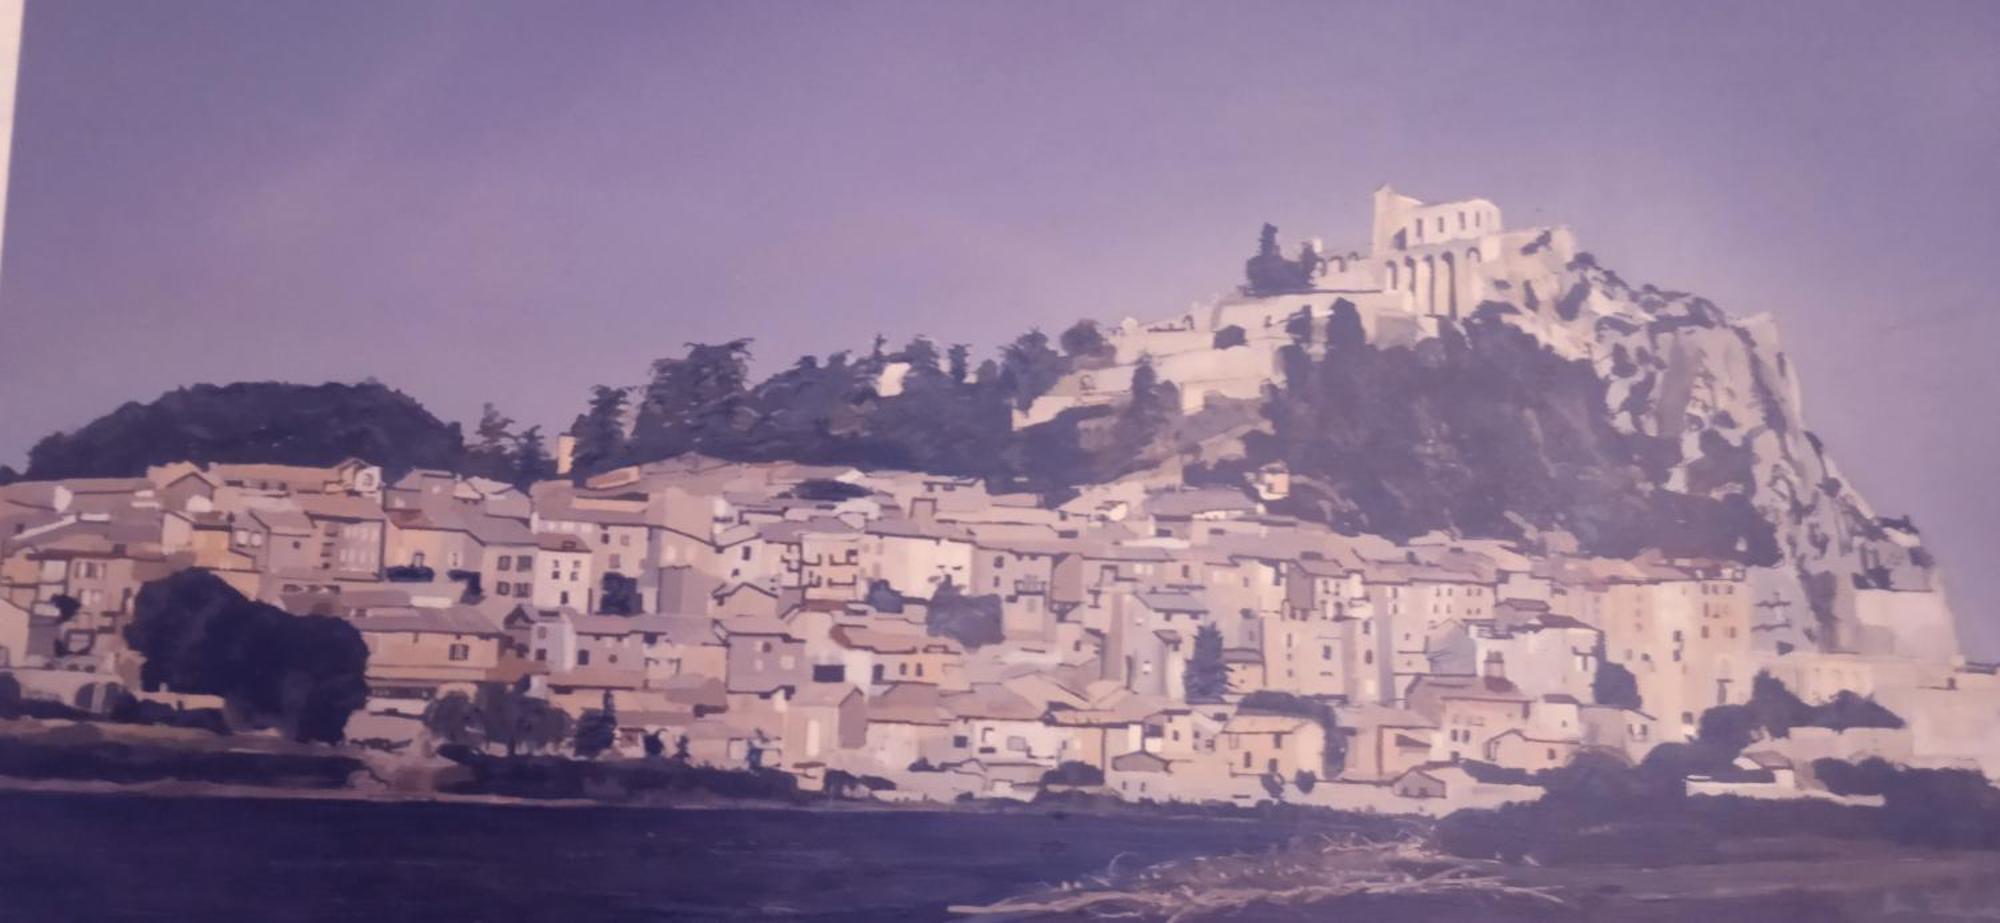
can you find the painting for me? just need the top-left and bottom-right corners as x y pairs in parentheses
(1, 2), (1996, 920)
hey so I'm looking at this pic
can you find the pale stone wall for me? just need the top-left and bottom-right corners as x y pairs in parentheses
(1851, 588), (1958, 664)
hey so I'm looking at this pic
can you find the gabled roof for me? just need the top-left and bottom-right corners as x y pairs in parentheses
(1142, 488), (1258, 519)
(1110, 750), (1175, 773)
(535, 533), (591, 553)
(792, 683), (863, 708)
(350, 605), (505, 636)
(1223, 714), (1314, 734)
(868, 683), (949, 725)
(944, 685), (1043, 721)
(1134, 592), (1206, 615)
(294, 493), (386, 522)
(568, 613), (717, 642)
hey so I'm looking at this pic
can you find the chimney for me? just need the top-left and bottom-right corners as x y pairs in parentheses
(1482, 650), (1506, 681)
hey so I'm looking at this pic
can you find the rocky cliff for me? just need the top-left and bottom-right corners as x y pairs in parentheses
(1331, 226), (1955, 659)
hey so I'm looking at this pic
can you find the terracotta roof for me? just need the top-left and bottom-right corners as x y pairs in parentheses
(350, 605), (505, 636)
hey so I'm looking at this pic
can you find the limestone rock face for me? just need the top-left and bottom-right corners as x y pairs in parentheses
(1443, 228), (1954, 658)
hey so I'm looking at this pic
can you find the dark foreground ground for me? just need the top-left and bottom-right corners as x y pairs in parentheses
(9, 789), (2000, 922)
(0, 790), (1317, 921)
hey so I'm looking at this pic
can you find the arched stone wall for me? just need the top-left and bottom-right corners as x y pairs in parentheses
(1440, 251), (1458, 317)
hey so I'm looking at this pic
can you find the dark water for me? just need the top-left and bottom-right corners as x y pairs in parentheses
(0, 791), (1313, 922)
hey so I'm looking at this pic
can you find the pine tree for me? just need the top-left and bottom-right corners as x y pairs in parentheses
(947, 344), (971, 384)
(512, 425), (554, 486)
(573, 691), (618, 759)
(1184, 624), (1228, 702)
(569, 385), (630, 479)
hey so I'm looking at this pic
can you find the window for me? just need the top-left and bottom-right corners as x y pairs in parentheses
(448, 643), (469, 662)
(534, 648), (546, 661)
(516, 554), (532, 569)
(498, 556), (512, 572)
(812, 664), (844, 682)
(952, 735), (969, 748)
(577, 650), (591, 665)
(497, 582), (512, 596)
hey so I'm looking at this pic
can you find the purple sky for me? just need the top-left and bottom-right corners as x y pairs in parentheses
(3, 1), (1997, 651)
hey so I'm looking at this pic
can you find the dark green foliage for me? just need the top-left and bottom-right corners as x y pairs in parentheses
(568, 384), (632, 479)
(1592, 660), (1642, 710)
(1060, 320), (1113, 361)
(573, 692), (618, 759)
(125, 569), (368, 744)
(422, 682), (573, 757)
(1108, 357), (1179, 470)
(1246, 314), (1779, 564)
(465, 406), (558, 488)
(643, 732), (665, 758)
(997, 329), (1069, 411)
(1184, 624), (1228, 703)
(1294, 769), (1317, 794)
(24, 382), (464, 480)
(512, 425), (556, 486)
(1242, 224), (1316, 296)
(946, 344), (971, 383)
(627, 338), (755, 463)
(437, 746), (802, 803)
(422, 690), (481, 748)
(925, 579), (1004, 649)
(102, 689), (231, 735)
(599, 572), (642, 615)
(1238, 690), (1344, 775)
(1743, 672), (1903, 738)
(0, 736), (363, 789)
(462, 403), (520, 482)
(1810, 690), (1905, 730)
(1039, 760), (1105, 787)
(863, 580), (906, 613)
(789, 478), (872, 502)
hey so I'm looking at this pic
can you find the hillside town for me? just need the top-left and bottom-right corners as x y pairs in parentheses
(0, 448), (1988, 815)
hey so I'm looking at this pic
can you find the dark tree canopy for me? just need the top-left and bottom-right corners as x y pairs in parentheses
(25, 382), (464, 481)
(422, 680), (572, 757)
(1593, 660), (1642, 710)
(573, 691), (619, 759)
(1246, 314), (1779, 563)
(599, 572), (643, 616)
(125, 569), (369, 744)
(925, 579), (1004, 649)
(1242, 224), (1318, 296)
(568, 384), (632, 480)
(1059, 320), (1114, 361)
(1184, 624), (1229, 703)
